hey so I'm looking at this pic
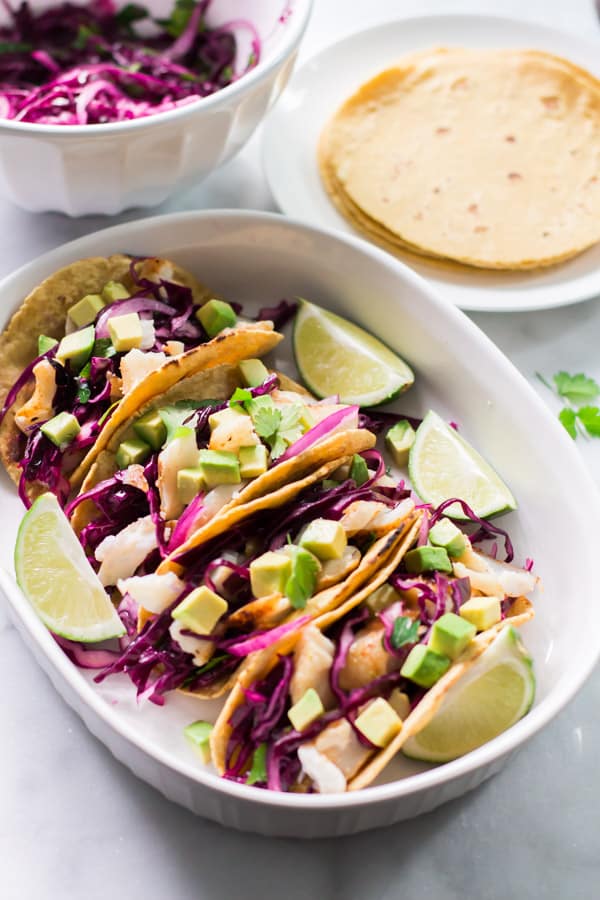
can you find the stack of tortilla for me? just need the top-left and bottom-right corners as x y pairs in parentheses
(319, 47), (600, 270)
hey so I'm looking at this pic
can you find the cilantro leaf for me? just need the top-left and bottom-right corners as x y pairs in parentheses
(553, 372), (600, 406)
(76, 383), (91, 404)
(285, 548), (320, 610)
(157, 0), (198, 37)
(115, 3), (148, 28)
(250, 399), (282, 441)
(390, 616), (419, 649)
(0, 41), (32, 54)
(92, 337), (116, 359)
(246, 743), (267, 785)
(558, 407), (577, 439)
(577, 405), (600, 437)
(229, 387), (253, 410)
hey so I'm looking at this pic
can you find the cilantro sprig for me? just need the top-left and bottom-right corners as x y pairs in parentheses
(230, 392), (307, 460)
(537, 371), (600, 440)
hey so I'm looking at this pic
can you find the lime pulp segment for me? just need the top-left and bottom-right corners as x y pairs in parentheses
(15, 493), (124, 643)
(292, 299), (414, 406)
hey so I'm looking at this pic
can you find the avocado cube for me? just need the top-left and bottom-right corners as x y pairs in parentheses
(428, 518), (467, 559)
(68, 294), (105, 329)
(38, 334), (58, 355)
(288, 688), (324, 732)
(350, 453), (369, 486)
(299, 518), (347, 561)
(388, 689), (411, 720)
(172, 585), (228, 635)
(183, 720), (213, 764)
(354, 698), (403, 747)
(108, 312), (143, 352)
(197, 449), (241, 489)
(404, 545), (453, 575)
(102, 281), (130, 303)
(40, 411), (80, 450)
(177, 467), (207, 505)
(116, 437), (151, 469)
(239, 444), (269, 479)
(195, 298), (237, 338)
(365, 583), (401, 614)
(429, 612), (476, 659)
(250, 551), (293, 598)
(133, 409), (167, 451)
(56, 325), (95, 372)
(401, 644), (451, 688)
(239, 358), (269, 388)
(459, 596), (502, 632)
(321, 478), (339, 490)
(385, 420), (416, 467)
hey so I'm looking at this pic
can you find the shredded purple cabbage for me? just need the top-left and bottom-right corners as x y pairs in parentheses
(429, 497), (515, 562)
(0, 0), (259, 125)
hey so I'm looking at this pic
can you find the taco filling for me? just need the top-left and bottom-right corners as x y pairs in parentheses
(0, 255), (286, 505)
(208, 503), (537, 793)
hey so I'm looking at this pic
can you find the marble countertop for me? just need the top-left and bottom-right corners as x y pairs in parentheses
(2, 1), (600, 897)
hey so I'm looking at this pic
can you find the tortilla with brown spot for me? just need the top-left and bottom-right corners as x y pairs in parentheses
(348, 597), (534, 790)
(320, 47), (600, 270)
(210, 511), (422, 770)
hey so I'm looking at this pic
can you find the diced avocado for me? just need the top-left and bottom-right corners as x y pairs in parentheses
(38, 334), (58, 355)
(68, 294), (105, 329)
(177, 467), (207, 505)
(330, 461), (351, 482)
(239, 358), (269, 388)
(195, 298), (237, 338)
(299, 517), (347, 561)
(428, 518), (467, 559)
(133, 409), (167, 451)
(365, 583), (401, 614)
(239, 444), (268, 479)
(208, 405), (248, 431)
(40, 411), (80, 450)
(288, 688), (324, 732)
(350, 453), (369, 486)
(56, 324), (95, 372)
(354, 698), (403, 747)
(429, 612), (476, 659)
(388, 689), (411, 720)
(108, 312), (143, 352)
(183, 720), (213, 764)
(459, 596), (502, 632)
(404, 545), (453, 574)
(172, 585), (228, 635)
(197, 449), (241, 489)
(321, 478), (339, 490)
(249, 551), (293, 598)
(116, 437), (152, 469)
(385, 420), (416, 467)
(102, 281), (130, 303)
(401, 644), (451, 688)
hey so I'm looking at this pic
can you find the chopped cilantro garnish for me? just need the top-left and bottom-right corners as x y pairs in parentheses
(285, 547), (320, 610)
(229, 387), (253, 410)
(390, 616), (419, 649)
(76, 383), (91, 404)
(553, 371), (600, 404)
(537, 370), (600, 440)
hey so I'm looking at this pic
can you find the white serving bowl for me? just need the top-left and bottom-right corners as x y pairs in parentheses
(0, 0), (312, 215)
(0, 210), (598, 837)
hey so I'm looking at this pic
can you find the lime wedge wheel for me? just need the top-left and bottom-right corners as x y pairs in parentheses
(15, 493), (125, 643)
(292, 299), (414, 406)
(403, 626), (535, 763)
(409, 411), (517, 519)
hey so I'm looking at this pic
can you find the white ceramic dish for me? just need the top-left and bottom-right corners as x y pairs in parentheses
(0, 0), (312, 215)
(1, 210), (598, 838)
(263, 14), (600, 313)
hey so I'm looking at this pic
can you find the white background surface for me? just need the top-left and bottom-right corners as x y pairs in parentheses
(2, 1), (600, 898)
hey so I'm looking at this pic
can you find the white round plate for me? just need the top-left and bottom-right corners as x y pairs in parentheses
(263, 14), (600, 312)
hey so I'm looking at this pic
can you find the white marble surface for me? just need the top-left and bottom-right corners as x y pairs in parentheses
(2, 1), (600, 897)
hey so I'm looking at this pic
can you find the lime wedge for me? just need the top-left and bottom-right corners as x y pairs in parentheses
(403, 626), (535, 763)
(409, 411), (517, 519)
(292, 299), (414, 406)
(15, 493), (125, 642)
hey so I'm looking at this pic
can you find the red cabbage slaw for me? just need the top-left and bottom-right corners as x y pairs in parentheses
(0, 0), (261, 125)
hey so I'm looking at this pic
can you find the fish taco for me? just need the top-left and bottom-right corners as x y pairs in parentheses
(208, 506), (537, 792)
(0, 254), (281, 504)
